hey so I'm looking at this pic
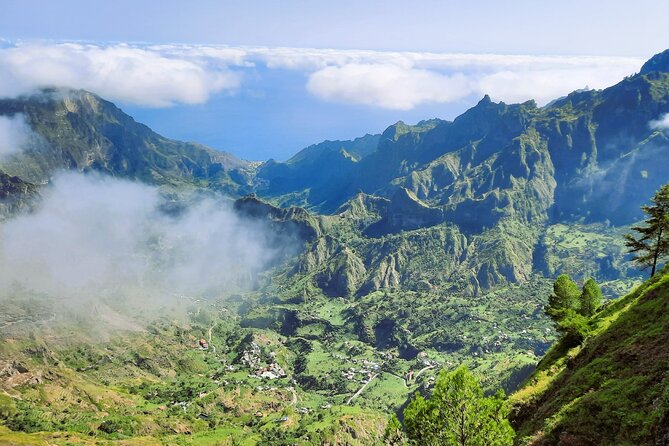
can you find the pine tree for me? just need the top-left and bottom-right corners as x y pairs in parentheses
(579, 278), (603, 317)
(545, 275), (589, 346)
(403, 366), (514, 446)
(624, 183), (669, 277)
(545, 274), (580, 321)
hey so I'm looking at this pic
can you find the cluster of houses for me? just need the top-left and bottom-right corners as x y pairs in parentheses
(253, 362), (287, 380)
(239, 342), (288, 380)
(417, 353), (439, 368)
(341, 365), (376, 384)
(240, 341), (262, 369)
(332, 349), (386, 385)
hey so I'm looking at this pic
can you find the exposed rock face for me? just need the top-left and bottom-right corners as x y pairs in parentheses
(316, 247), (367, 297)
(0, 170), (37, 219)
(233, 194), (322, 243)
(0, 360), (42, 388)
(365, 254), (401, 291)
(363, 188), (443, 236)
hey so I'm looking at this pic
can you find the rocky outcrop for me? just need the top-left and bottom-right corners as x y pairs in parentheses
(364, 188), (444, 236)
(0, 169), (37, 219)
(315, 247), (367, 296)
(0, 360), (43, 388)
(233, 194), (321, 243)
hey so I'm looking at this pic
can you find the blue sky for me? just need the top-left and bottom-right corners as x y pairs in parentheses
(1, 1), (668, 160)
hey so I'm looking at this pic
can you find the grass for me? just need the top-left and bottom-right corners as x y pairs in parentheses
(511, 267), (669, 445)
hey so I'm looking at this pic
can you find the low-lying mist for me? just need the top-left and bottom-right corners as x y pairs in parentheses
(0, 172), (292, 304)
(0, 114), (31, 159)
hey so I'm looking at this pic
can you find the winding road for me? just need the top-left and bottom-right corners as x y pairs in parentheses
(346, 373), (378, 405)
(207, 324), (217, 354)
(413, 364), (436, 381)
(288, 387), (298, 405)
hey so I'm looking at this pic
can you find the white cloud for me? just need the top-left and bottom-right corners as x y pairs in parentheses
(232, 47), (640, 109)
(0, 43), (241, 107)
(475, 66), (626, 105)
(0, 114), (32, 159)
(0, 172), (287, 297)
(0, 41), (646, 110)
(650, 113), (669, 130)
(307, 63), (471, 110)
(297, 52), (642, 109)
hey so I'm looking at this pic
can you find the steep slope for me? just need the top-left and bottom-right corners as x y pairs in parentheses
(0, 169), (37, 219)
(255, 134), (380, 209)
(510, 267), (669, 445)
(255, 55), (669, 229)
(0, 89), (254, 195)
(244, 51), (669, 302)
(542, 70), (669, 224)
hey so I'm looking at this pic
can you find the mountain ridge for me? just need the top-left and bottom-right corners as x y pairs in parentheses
(0, 88), (254, 196)
(3, 52), (668, 299)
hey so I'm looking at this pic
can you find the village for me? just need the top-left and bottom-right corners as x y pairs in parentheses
(189, 327), (443, 418)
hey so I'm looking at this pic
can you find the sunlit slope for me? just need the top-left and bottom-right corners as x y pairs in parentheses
(511, 267), (669, 445)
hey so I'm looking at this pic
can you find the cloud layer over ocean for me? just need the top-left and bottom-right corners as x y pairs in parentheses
(0, 42), (643, 110)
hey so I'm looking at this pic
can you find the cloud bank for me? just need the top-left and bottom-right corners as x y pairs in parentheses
(307, 64), (470, 110)
(0, 172), (285, 298)
(144, 45), (645, 109)
(0, 43), (241, 107)
(0, 41), (644, 110)
(0, 114), (31, 159)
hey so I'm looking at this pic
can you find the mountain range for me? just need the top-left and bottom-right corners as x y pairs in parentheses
(1, 48), (669, 445)
(4, 51), (669, 297)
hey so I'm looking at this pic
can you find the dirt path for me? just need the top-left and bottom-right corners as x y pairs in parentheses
(207, 324), (216, 354)
(388, 372), (408, 388)
(412, 364), (436, 381)
(395, 364), (437, 389)
(346, 373), (378, 405)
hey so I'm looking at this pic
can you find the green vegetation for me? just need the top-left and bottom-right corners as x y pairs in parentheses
(579, 278), (603, 317)
(625, 182), (669, 277)
(2, 46), (669, 446)
(545, 274), (603, 346)
(0, 300), (389, 445)
(545, 275), (604, 347)
(511, 266), (669, 445)
(402, 366), (514, 446)
(546, 275), (580, 319)
(508, 176), (669, 445)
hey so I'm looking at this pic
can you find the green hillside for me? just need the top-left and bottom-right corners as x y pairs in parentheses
(510, 267), (669, 445)
(0, 89), (254, 195)
(0, 296), (388, 445)
(0, 50), (669, 446)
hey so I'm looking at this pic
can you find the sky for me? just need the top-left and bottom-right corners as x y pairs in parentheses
(1, 0), (668, 161)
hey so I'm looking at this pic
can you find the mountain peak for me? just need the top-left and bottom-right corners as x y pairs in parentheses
(639, 48), (669, 75)
(478, 94), (493, 105)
